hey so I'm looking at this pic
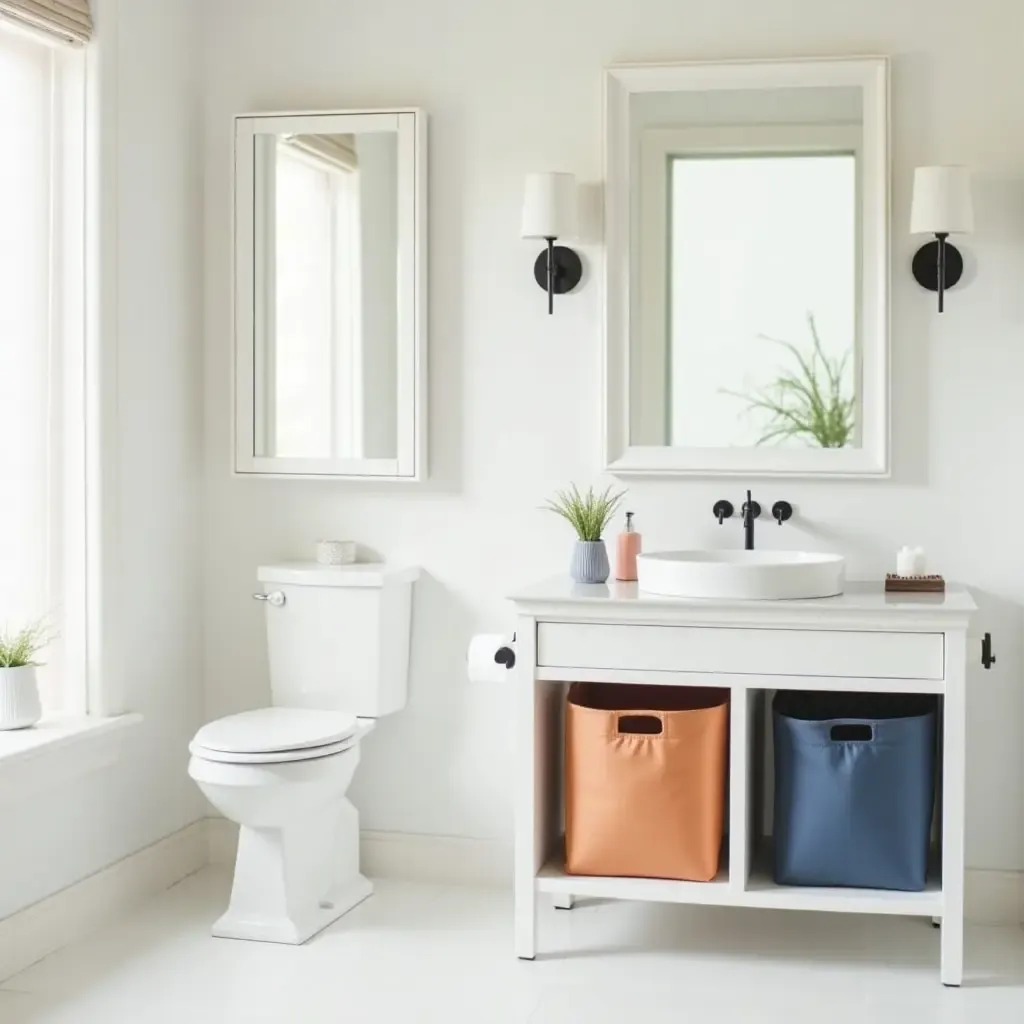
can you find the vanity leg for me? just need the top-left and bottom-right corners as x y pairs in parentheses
(553, 893), (574, 910)
(515, 883), (537, 960)
(940, 633), (966, 987)
(514, 618), (541, 960)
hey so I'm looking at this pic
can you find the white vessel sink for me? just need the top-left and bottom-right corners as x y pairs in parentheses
(637, 550), (845, 601)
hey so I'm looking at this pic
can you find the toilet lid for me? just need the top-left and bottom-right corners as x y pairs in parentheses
(192, 707), (358, 755)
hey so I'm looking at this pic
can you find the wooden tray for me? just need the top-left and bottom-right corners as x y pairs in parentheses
(885, 574), (945, 593)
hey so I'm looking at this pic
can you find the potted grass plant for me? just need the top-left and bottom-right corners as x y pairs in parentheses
(543, 484), (626, 584)
(0, 621), (54, 730)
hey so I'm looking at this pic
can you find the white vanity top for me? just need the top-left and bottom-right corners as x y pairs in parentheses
(510, 577), (976, 630)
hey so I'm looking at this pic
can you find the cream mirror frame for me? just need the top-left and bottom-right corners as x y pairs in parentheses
(234, 108), (426, 480)
(604, 59), (889, 478)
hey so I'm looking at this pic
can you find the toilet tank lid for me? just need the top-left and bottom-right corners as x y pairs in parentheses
(257, 562), (420, 588)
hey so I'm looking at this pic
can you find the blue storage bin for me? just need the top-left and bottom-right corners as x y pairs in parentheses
(773, 691), (937, 891)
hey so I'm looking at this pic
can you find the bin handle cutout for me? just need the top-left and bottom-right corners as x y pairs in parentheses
(617, 714), (663, 736)
(830, 723), (873, 742)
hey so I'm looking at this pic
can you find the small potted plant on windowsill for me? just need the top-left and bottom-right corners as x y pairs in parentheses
(543, 484), (626, 584)
(0, 621), (54, 731)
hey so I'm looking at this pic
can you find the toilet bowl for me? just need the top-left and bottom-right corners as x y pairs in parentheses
(190, 562), (418, 944)
(189, 707), (375, 944)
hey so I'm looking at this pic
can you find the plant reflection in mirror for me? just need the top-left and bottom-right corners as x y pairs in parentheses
(722, 314), (855, 448)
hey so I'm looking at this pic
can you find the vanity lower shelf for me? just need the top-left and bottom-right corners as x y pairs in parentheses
(537, 854), (731, 906)
(537, 855), (943, 918)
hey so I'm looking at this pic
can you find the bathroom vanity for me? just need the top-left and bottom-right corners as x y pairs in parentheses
(510, 577), (976, 985)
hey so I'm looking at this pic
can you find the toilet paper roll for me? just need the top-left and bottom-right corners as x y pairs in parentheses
(467, 634), (516, 684)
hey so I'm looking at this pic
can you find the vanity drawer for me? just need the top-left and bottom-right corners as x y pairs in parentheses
(536, 623), (944, 681)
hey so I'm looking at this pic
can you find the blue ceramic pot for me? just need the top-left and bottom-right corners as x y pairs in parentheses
(570, 540), (610, 584)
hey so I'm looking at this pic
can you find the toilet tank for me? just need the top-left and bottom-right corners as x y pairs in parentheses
(256, 563), (419, 717)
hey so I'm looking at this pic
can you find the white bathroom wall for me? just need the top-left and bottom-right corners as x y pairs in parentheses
(0, 0), (205, 920)
(203, 0), (1024, 873)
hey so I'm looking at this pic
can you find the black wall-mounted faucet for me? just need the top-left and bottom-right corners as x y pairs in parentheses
(741, 490), (761, 550)
(713, 492), (792, 550)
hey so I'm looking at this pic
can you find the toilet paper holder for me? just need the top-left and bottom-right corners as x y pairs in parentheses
(495, 633), (517, 670)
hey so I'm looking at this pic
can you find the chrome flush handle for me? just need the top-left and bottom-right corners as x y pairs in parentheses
(252, 590), (286, 607)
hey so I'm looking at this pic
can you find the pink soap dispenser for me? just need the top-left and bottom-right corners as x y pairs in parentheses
(615, 511), (642, 581)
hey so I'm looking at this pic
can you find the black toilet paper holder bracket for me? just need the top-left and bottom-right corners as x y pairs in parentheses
(495, 632), (516, 671)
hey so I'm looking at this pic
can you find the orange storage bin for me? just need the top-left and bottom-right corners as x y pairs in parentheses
(565, 683), (729, 882)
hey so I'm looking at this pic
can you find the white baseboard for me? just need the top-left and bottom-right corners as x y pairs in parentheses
(3, 817), (1019, 983)
(206, 817), (510, 887)
(204, 818), (1022, 923)
(0, 820), (208, 983)
(206, 814), (239, 867)
(363, 828), (510, 886)
(964, 868), (1024, 926)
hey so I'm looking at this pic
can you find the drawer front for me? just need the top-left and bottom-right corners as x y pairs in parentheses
(537, 623), (944, 680)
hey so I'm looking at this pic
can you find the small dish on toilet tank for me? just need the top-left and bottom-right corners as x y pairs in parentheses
(316, 540), (357, 565)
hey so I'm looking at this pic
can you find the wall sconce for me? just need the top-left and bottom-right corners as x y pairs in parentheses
(910, 165), (974, 313)
(520, 172), (582, 314)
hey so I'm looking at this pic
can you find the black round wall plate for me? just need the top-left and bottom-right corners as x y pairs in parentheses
(533, 246), (583, 294)
(912, 240), (964, 292)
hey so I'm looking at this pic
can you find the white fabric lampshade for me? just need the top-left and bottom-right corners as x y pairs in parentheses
(521, 172), (577, 239)
(910, 166), (974, 235)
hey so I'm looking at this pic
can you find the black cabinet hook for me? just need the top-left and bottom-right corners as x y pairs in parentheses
(981, 632), (996, 670)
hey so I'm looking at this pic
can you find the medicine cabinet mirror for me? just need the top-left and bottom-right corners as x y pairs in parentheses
(604, 59), (889, 477)
(234, 109), (426, 479)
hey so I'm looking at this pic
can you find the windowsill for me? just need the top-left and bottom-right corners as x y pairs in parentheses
(0, 713), (143, 804)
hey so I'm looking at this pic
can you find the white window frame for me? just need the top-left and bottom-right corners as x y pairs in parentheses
(0, 16), (140, 794)
(0, 23), (86, 716)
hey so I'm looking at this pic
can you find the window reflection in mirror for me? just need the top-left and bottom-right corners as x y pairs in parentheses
(253, 130), (399, 461)
(629, 86), (863, 451)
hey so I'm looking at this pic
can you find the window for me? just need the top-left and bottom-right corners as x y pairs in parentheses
(0, 24), (86, 716)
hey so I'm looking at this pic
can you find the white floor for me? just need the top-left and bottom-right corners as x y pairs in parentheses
(1, 869), (1023, 1022)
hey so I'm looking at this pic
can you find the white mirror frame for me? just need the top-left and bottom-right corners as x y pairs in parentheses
(234, 108), (427, 480)
(604, 58), (890, 478)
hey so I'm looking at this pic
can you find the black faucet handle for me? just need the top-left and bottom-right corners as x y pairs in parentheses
(712, 500), (734, 525)
(772, 500), (794, 525)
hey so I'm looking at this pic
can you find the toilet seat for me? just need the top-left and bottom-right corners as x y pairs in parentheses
(190, 707), (360, 765)
(190, 735), (358, 765)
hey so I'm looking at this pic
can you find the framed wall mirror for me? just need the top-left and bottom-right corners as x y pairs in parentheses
(234, 109), (426, 479)
(604, 59), (889, 477)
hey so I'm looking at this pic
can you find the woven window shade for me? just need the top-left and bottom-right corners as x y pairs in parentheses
(0, 1), (92, 45)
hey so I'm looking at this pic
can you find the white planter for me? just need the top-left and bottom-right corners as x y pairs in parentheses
(0, 665), (42, 730)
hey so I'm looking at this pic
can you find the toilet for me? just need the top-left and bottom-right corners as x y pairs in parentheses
(189, 561), (419, 944)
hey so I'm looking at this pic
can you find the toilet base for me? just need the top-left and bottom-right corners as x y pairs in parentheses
(212, 795), (368, 945)
(212, 874), (373, 945)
